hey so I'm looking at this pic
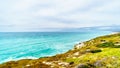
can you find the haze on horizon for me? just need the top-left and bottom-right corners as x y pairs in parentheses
(0, 0), (120, 32)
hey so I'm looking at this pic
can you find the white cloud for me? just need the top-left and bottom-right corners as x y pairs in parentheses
(33, 8), (57, 16)
(0, 0), (120, 32)
(94, 0), (120, 12)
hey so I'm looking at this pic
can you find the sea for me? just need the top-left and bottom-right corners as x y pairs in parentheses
(0, 31), (112, 63)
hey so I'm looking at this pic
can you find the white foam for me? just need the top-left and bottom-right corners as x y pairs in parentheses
(0, 56), (38, 64)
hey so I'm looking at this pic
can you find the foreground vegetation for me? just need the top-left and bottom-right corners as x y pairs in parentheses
(0, 33), (120, 68)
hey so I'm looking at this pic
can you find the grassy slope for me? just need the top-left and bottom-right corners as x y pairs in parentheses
(0, 33), (120, 68)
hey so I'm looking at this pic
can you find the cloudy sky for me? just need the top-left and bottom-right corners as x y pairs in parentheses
(0, 0), (120, 32)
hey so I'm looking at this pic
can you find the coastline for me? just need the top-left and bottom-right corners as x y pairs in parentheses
(0, 31), (112, 64)
(1, 32), (120, 68)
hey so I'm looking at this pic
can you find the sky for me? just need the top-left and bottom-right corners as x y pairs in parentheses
(0, 0), (120, 32)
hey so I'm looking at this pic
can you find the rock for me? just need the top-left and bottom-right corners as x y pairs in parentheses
(74, 52), (79, 56)
(114, 43), (120, 46)
(51, 65), (54, 68)
(112, 56), (117, 59)
(26, 64), (30, 67)
(42, 61), (52, 65)
(85, 49), (91, 52)
(58, 62), (69, 66)
(94, 60), (102, 67)
(76, 64), (88, 68)
(72, 57), (77, 59)
(75, 43), (84, 49)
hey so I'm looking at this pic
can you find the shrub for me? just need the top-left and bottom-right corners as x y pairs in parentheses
(98, 42), (114, 48)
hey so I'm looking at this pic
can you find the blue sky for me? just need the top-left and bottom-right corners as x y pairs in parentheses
(0, 0), (120, 32)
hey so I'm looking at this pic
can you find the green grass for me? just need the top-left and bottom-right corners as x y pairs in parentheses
(65, 47), (120, 67)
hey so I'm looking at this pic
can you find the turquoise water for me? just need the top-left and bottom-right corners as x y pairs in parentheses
(0, 31), (112, 63)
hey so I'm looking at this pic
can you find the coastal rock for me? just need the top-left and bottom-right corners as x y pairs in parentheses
(74, 43), (84, 49)
(58, 62), (69, 66)
(94, 60), (102, 67)
(74, 52), (79, 56)
(42, 61), (52, 65)
(26, 64), (30, 67)
(76, 64), (88, 68)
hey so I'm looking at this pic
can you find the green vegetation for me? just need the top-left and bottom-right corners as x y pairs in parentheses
(0, 33), (120, 68)
(98, 42), (114, 47)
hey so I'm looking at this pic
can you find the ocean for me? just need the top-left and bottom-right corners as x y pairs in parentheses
(0, 31), (112, 63)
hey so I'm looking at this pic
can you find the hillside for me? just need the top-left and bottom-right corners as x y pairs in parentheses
(0, 33), (120, 68)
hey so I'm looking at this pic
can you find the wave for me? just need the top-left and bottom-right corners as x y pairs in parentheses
(0, 56), (38, 64)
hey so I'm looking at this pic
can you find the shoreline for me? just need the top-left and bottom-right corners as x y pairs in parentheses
(1, 32), (120, 68)
(0, 56), (38, 64)
(0, 32), (113, 64)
